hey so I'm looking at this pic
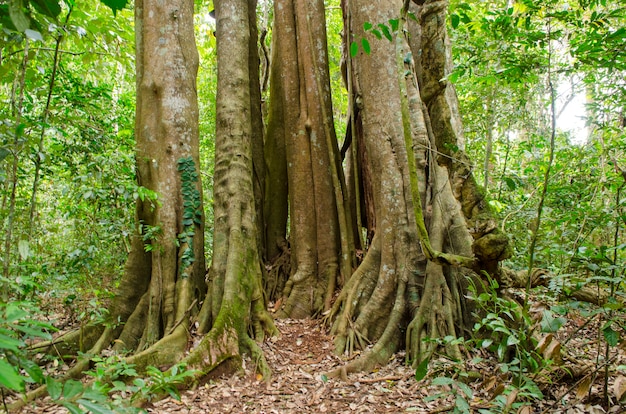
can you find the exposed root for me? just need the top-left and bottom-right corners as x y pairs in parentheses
(28, 323), (108, 359)
(406, 262), (463, 367)
(329, 237), (381, 353)
(327, 268), (407, 379)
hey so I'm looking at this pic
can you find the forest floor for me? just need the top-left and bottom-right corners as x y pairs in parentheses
(13, 295), (626, 414)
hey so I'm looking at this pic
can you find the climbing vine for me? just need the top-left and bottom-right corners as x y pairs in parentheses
(177, 157), (202, 276)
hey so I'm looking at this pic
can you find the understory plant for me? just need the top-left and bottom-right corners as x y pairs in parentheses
(468, 274), (553, 409)
(44, 357), (196, 413)
(0, 296), (54, 410)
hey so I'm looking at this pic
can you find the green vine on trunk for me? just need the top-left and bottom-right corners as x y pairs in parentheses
(177, 157), (202, 277)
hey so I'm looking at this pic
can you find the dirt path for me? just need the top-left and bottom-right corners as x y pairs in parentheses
(150, 319), (426, 413)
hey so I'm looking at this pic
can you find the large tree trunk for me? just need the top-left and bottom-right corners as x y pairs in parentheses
(114, 0), (206, 360)
(18, 0), (208, 396)
(265, 0), (355, 318)
(186, 0), (277, 379)
(329, 0), (511, 375)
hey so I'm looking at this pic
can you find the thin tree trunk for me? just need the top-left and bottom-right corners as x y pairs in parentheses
(2, 40), (29, 282)
(28, 12), (70, 238)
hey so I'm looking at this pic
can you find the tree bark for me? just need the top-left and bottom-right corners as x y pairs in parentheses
(328, 0), (512, 376)
(266, 0), (354, 318)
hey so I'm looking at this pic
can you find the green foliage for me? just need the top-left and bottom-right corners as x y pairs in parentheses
(424, 376), (474, 414)
(177, 156), (202, 275)
(99, 0), (130, 16)
(0, 297), (54, 395)
(470, 275), (546, 373)
(0, 0), (136, 303)
(140, 223), (162, 253)
(350, 18), (404, 57)
(46, 356), (195, 413)
(465, 274), (550, 410)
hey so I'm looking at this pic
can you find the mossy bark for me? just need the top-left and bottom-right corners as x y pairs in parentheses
(189, 0), (277, 380)
(329, 0), (511, 376)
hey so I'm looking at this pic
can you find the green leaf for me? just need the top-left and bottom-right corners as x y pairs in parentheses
(0, 148), (10, 163)
(450, 13), (460, 29)
(371, 29), (382, 40)
(457, 382), (473, 398)
(414, 357), (429, 381)
(361, 38), (371, 55)
(5, 303), (28, 321)
(363, 21), (372, 31)
(24, 29), (43, 41)
(540, 310), (567, 333)
(389, 18), (399, 32)
(350, 41), (358, 57)
(21, 359), (44, 383)
(46, 376), (62, 400)
(30, 0), (62, 18)
(9, 0), (30, 32)
(378, 23), (392, 41)
(0, 333), (24, 352)
(63, 379), (84, 399)
(0, 359), (24, 391)
(18, 239), (30, 260)
(455, 394), (471, 412)
(432, 376), (454, 386)
(603, 325), (619, 347)
(506, 335), (520, 346)
(77, 398), (116, 414)
(63, 402), (83, 414)
(99, 0), (129, 16)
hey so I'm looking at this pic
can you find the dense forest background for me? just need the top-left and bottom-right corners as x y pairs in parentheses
(0, 0), (625, 412)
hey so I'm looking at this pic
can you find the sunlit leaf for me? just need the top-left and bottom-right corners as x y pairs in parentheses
(0, 359), (24, 391)
(24, 29), (43, 41)
(361, 38), (370, 55)
(350, 41), (358, 57)
(18, 239), (30, 260)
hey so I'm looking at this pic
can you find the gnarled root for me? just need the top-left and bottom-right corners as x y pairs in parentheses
(406, 262), (464, 367)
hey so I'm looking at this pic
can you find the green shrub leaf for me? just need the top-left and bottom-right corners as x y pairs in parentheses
(0, 358), (24, 391)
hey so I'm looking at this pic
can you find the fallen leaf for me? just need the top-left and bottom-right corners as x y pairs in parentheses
(543, 339), (562, 364)
(490, 383), (505, 401)
(537, 333), (554, 355)
(505, 389), (519, 410)
(613, 375), (626, 402)
(576, 375), (592, 401)
(483, 375), (497, 392)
